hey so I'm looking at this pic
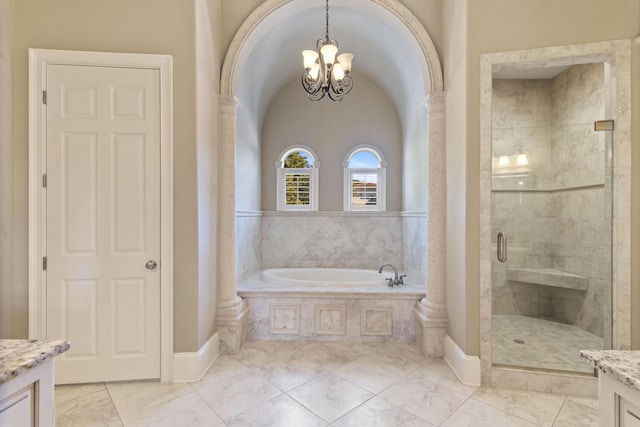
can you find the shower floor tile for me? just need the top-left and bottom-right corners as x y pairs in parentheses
(492, 315), (604, 373)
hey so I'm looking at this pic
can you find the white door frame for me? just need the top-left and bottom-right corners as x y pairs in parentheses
(28, 49), (174, 382)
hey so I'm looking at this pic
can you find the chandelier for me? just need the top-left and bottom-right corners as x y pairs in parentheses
(301, 0), (353, 102)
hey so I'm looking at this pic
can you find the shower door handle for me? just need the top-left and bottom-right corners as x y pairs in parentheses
(497, 232), (507, 263)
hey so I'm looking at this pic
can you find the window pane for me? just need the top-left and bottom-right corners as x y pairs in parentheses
(285, 172), (310, 205)
(349, 150), (379, 168)
(351, 173), (378, 206)
(284, 151), (313, 168)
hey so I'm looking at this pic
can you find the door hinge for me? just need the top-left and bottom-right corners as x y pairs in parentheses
(43, 256), (47, 270)
(42, 90), (47, 105)
(42, 174), (47, 188)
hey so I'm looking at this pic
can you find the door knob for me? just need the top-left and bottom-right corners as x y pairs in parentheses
(145, 260), (158, 270)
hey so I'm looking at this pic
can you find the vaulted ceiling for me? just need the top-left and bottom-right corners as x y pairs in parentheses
(231, 0), (433, 126)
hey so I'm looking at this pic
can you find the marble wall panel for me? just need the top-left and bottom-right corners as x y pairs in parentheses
(401, 215), (427, 286)
(261, 214), (403, 271)
(361, 306), (393, 336)
(492, 80), (552, 129)
(315, 304), (347, 335)
(236, 213), (262, 283)
(551, 64), (605, 126)
(270, 304), (301, 335)
(243, 296), (417, 342)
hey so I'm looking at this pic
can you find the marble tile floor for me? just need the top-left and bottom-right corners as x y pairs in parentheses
(55, 340), (599, 427)
(493, 315), (604, 374)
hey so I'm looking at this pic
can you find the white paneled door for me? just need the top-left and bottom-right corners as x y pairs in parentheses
(45, 64), (161, 383)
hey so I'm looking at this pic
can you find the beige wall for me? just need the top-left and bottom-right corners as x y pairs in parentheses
(0, 0), (14, 338)
(261, 73), (402, 212)
(195, 0), (223, 349)
(633, 32), (640, 351)
(2, 0), (637, 357)
(401, 0), (443, 60)
(4, 0), (206, 352)
(221, 0), (263, 61)
(219, 0), (444, 68)
(443, 0), (472, 355)
(448, 0), (640, 354)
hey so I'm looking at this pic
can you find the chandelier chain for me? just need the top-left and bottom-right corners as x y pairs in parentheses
(325, 0), (330, 42)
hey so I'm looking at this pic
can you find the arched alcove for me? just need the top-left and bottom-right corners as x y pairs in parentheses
(216, 0), (448, 357)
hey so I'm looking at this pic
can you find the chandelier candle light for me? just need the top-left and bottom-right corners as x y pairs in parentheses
(301, 0), (353, 102)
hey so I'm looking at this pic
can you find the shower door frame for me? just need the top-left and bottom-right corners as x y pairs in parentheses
(479, 39), (632, 391)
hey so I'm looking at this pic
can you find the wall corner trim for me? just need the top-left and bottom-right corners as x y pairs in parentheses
(172, 332), (220, 382)
(444, 335), (481, 387)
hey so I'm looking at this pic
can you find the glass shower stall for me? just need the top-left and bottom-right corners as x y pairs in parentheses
(490, 63), (612, 374)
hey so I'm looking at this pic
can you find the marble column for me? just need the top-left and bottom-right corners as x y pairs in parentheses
(215, 96), (248, 354)
(414, 91), (448, 358)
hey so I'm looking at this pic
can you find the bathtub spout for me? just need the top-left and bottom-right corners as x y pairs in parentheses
(378, 263), (399, 286)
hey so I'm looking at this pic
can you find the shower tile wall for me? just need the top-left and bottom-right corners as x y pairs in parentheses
(492, 63), (609, 339)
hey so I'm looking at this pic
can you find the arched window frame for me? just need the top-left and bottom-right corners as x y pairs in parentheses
(343, 145), (387, 211)
(275, 145), (319, 211)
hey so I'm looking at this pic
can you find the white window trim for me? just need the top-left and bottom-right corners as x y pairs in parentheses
(343, 145), (387, 212)
(275, 145), (319, 211)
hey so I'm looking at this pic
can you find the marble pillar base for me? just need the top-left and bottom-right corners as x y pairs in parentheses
(216, 301), (249, 355)
(413, 302), (448, 358)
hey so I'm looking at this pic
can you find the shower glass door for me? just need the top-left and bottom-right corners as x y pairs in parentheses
(490, 63), (612, 374)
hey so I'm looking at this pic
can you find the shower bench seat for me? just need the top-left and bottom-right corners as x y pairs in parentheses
(506, 267), (589, 291)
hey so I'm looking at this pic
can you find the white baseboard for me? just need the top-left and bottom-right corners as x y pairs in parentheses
(444, 334), (481, 386)
(172, 332), (219, 382)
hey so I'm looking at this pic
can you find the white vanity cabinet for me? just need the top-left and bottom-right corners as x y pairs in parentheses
(620, 396), (640, 427)
(0, 340), (70, 427)
(0, 375), (37, 426)
(581, 350), (640, 427)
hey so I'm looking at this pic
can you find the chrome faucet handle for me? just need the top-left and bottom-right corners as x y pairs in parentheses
(398, 274), (406, 285)
(386, 277), (394, 287)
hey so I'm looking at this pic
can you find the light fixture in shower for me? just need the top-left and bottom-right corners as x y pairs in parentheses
(492, 151), (531, 178)
(516, 153), (529, 166)
(301, 0), (354, 102)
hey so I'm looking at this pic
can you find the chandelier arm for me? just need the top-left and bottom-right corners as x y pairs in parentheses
(327, 73), (353, 100)
(302, 0), (352, 102)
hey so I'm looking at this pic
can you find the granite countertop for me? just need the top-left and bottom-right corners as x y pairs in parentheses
(0, 339), (71, 385)
(580, 350), (640, 392)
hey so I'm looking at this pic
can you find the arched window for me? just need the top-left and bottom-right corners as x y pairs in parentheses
(275, 146), (319, 211)
(343, 145), (387, 211)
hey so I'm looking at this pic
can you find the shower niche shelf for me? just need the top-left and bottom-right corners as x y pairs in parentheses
(506, 267), (589, 291)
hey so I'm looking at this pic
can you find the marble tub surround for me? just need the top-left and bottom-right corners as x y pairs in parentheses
(239, 273), (424, 295)
(236, 211), (430, 288)
(236, 209), (446, 355)
(239, 275), (424, 342)
(0, 339), (70, 384)
(580, 350), (640, 392)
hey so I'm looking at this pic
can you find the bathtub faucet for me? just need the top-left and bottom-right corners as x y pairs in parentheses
(378, 263), (399, 286)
